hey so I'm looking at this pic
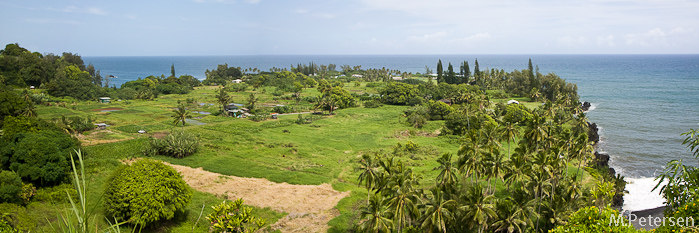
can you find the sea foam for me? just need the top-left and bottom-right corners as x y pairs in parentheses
(622, 177), (667, 212)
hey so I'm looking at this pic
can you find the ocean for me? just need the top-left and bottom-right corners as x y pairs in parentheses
(83, 55), (699, 211)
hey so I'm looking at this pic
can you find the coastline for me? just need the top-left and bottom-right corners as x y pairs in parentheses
(583, 101), (667, 230)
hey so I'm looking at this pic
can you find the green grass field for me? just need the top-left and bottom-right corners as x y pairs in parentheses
(25, 83), (591, 232)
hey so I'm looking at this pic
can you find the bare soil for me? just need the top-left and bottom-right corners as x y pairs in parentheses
(129, 160), (350, 233)
(74, 130), (133, 146)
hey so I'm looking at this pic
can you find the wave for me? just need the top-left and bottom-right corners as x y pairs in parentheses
(622, 177), (667, 212)
(584, 103), (598, 112)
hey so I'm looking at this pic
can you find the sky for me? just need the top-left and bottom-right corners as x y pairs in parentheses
(1, 0), (698, 56)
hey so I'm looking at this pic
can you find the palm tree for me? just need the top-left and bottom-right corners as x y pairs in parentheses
(460, 184), (496, 233)
(386, 168), (421, 232)
(172, 103), (191, 127)
(421, 187), (456, 233)
(357, 154), (379, 205)
(486, 150), (508, 195)
(435, 153), (459, 190)
(359, 194), (393, 233)
(22, 103), (37, 118)
(215, 87), (231, 115)
(491, 199), (526, 233)
(501, 122), (518, 158)
(524, 114), (548, 152)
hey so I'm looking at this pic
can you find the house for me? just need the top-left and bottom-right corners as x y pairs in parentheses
(507, 100), (520, 105)
(352, 74), (363, 78)
(99, 97), (111, 103)
(94, 123), (108, 130)
(438, 99), (452, 105)
(224, 103), (245, 111)
(30, 86), (35, 90)
(271, 113), (278, 119)
(232, 79), (243, 83)
(392, 76), (403, 81)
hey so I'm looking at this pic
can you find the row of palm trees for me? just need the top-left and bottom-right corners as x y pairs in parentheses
(356, 104), (602, 232)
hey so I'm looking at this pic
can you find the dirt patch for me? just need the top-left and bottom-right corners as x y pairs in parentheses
(91, 107), (123, 112)
(152, 132), (169, 139)
(126, 160), (350, 233)
(75, 130), (133, 146)
(392, 129), (440, 138)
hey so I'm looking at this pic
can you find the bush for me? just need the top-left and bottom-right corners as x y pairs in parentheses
(0, 203), (35, 232)
(426, 100), (455, 120)
(0, 170), (22, 204)
(295, 114), (321, 124)
(504, 103), (533, 124)
(227, 83), (248, 92)
(143, 130), (200, 158)
(206, 198), (267, 233)
(406, 96), (424, 106)
(0, 130), (79, 186)
(365, 82), (383, 88)
(104, 159), (192, 227)
(364, 99), (383, 108)
(549, 206), (637, 233)
(33, 183), (77, 203)
(272, 105), (292, 114)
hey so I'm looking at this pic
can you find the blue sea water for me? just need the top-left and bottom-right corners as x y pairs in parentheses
(83, 55), (699, 210)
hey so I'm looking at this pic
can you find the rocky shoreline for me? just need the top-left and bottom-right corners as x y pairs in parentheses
(582, 101), (664, 230)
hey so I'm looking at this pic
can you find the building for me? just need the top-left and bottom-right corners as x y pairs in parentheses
(224, 103), (245, 111)
(438, 99), (453, 105)
(507, 100), (520, 105)
(94, 123), (108, 130)
(99, 97), (111, 103)
(352, 74), (363, 78)
(232, 79), (243, 83)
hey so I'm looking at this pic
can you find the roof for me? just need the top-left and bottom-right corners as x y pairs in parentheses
(507, 100), (520, 104)
(99, 97), (111, 100)
(94, 123), (109, 127)
(227, 103), (244, 107)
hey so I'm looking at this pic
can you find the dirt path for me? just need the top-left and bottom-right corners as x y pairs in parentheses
(163, 162), (350, 233)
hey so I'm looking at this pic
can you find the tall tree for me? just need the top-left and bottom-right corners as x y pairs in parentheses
(474, 59), (481, 86)
(172, 103), (191, 127)
(447, 63), (456, 84)
(357, 154), (379, 204)
(436, 60), (444, 84)
(359, 194), (393, 233)
(460, 61), (470, 84)
(215, 87), (231, 115)
(170, 63), (176, 78)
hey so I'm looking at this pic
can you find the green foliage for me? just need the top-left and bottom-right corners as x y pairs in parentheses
(0, 130), (79, 186)
(654, 199), (699, 233)
(549, 206), (638, 233)
(0, 90), (27, 127)
(504, 103), (533, 124)
(227, 82), (248, 92)
(378, 82), (418, 105)
(33, 183), (77, 203)
(0, 170), (22, 204)
(294, 114), (321, 124)
(655, 126), (699, 215)
(272, 105), (292, 114)
(0, 203), (35, 232)
(364, 99), (383, 108)
(206, 198), (267, 233)
(143, 130), (200, 158)
(104, 159), (192, 227)
(330, 86), (357, 109)
(203, 64), (243, 86)
(425, 100), (455, 120)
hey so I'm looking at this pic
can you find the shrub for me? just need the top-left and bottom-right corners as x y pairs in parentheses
(406, 96), (424, 106)
(272, 105), (292, 114)
(0, 130), (79, 186)
(104, 159), (192, 227)
(143, 130), (199, 158)
(0, 170), (22, 204)
(227, 83), (248, 92)
(33, 183), (77, 203)
(426, 100), (455, 120)
(365, 82), (383, 88)
(206, 198), (267, 233)
(503, 103), (533, 124)
(549, 206), (637, 233)
(295, 114), (321, 124)
(364, 99), (383, 108)
(0, 203), (35, 232)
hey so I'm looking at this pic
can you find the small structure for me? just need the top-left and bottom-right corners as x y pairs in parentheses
(94, 123), (109, 130)
(507, 100), (520, 105)
(99, 97), (111, 103)
(138, 130), (146, 134)
(352, 74), (363, 78)
(232, 79), (243, 83)
(224, 103), (245, 111)
(30, 86), (35, 90)
(271, 113), (279, 119)
(392, 76), (403, 81)
(438, 99), (453, 105)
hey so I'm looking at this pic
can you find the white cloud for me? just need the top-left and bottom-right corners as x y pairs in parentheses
(597, 35), (615, 46)
(314, 13), (335, 19)
(294, 9), (309, 14)
(244, 0), (261, 4)
(624, 28), (667, 46)
(558, 36), (589, 46)
(406, 31), (448, 42)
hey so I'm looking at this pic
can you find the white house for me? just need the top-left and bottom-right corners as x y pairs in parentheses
(232, 79), (243, 83)
(507, 100), (520, 105)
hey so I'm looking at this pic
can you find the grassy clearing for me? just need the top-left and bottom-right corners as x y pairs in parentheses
(28, 83), (589, 232)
